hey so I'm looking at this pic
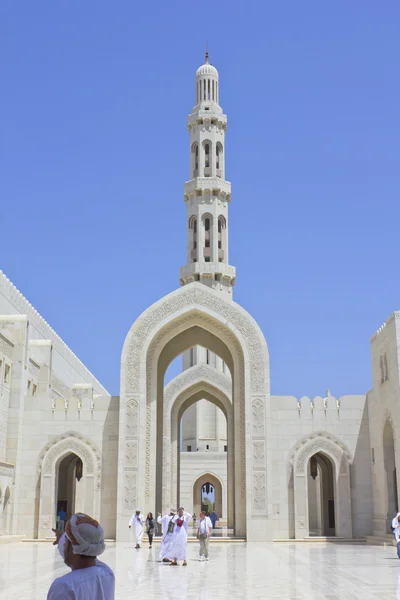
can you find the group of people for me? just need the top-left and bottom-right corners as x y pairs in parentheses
(128, 507), (214, 565)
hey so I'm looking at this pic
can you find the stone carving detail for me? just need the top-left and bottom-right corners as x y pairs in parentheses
(124, 472), (137, 511)
(288, 431), (352, 479)
(37, 431), (102, 489)
(253, 441), (265, 467)
(126, 398), (139, 439)
(145, 403), (151, 500)
(125, 441), (138, 468)
(252, 398), (265, 438)
(164, 364), (231, 407)
(124, 285), (268, 395)
(0, 335), (13, 359)
(253, 472), (266, 511)
(288, 432), (352, 478)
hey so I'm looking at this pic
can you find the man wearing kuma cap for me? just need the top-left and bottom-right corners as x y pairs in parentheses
(47, 513), (115, 600)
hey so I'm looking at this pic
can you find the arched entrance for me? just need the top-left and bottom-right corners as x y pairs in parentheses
(37, 432), (101, 539)
(307, 453), (335, 536)
(193, 473), (223, 518)
(119, 283), (270, 541)
(290, 432), (352, 539)
(383, 418), (398, 533)
(56, 453), (85, 523)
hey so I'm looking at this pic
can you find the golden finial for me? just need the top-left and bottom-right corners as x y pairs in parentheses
(205, 41), (209, 63)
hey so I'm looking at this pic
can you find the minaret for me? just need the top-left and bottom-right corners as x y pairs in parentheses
(179, 52), (236, 296)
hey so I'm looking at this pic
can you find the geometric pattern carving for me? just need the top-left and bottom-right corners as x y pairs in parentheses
(252, 398), (265, 438)
(124, 472), (137, 511)
(126, 398), (139, 439)
(37, 431), (102, 489)
(252, 471), (266, 511)
(287, 432), (352, 478)
(125, 441), (138, 468)
(253, 441), (265, 467)
(124, 284), (269, 395)
(287, 430), (352, 480)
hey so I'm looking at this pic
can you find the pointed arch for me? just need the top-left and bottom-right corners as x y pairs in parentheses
(37, 432), (102, 539)
(119, 282), (270, 541)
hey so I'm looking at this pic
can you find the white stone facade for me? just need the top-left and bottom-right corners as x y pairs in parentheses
(0, 55), (399, 542)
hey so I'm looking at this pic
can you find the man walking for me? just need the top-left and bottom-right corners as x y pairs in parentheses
(129, 509), (145, 549)
(197, 511), (213, 561)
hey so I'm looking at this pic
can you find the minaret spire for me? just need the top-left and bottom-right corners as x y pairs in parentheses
(179, 54), (236, 296)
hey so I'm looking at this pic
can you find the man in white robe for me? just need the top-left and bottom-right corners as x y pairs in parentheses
(167, 507), (191, 566)
(129, 509), (145, 549)
(157, 510), (175, 562)
(48, 513), (115, 600)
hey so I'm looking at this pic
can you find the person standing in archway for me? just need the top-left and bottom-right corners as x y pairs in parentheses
(129, 509), (145, 549)
(210, 510), (217, 530)
(48, 513), (115, 599)
(168, 507), (191, 567)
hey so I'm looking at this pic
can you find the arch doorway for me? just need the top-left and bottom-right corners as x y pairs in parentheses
(56, 453), (85, 523)
(307, 453), (335, 536)
(119, 284), (271, 541)
(193, 473), (223, 518)
(383, 419), (398, 533)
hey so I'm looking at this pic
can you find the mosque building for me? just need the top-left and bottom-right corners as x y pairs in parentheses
(0, 54), (397, 542)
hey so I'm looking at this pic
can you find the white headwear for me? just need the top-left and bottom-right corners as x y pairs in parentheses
(65, 513), (105, 557)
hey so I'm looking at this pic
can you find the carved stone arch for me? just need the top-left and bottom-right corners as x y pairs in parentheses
(290, 432), (353, 539)
(37, 431), (101, 487)
(37, 432), (102, 539)
(119, 282), (270, 541)
(288, 431), (352, 481)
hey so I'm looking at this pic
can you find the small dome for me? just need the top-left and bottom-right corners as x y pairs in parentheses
(196, 57), (218, 78)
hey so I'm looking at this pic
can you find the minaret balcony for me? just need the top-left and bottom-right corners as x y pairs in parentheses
(180, 262), (236, 284)
(184, 177), (231, 198)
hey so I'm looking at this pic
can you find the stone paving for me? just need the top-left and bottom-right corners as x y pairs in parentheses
(1, 541), (400, 599)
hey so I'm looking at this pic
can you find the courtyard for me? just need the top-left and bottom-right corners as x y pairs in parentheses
(1, 541), (400, 599)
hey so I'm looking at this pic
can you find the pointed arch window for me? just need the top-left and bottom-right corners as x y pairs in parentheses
(204, 143), (210, 168)
(380, 356), (385, 385)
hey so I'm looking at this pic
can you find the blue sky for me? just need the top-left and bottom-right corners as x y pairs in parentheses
(2, 1), (399, 397)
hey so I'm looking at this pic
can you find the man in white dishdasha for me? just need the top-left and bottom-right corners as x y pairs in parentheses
(47, 513), (114, 600)
(129, 509), (145, 549)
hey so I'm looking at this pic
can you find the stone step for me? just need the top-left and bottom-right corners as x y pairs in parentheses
(0, 535), (26, 545)
(365, 535), (396, 546)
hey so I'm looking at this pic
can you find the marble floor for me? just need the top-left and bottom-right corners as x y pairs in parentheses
(1, 541), (400, 599)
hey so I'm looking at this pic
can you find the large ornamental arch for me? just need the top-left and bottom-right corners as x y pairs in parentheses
(118, 283), (270, 541)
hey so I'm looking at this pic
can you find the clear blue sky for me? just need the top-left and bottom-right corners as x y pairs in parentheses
(2, 2), (399, 397)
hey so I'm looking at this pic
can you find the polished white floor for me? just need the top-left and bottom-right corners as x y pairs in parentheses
(2, 541), (400, 599)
